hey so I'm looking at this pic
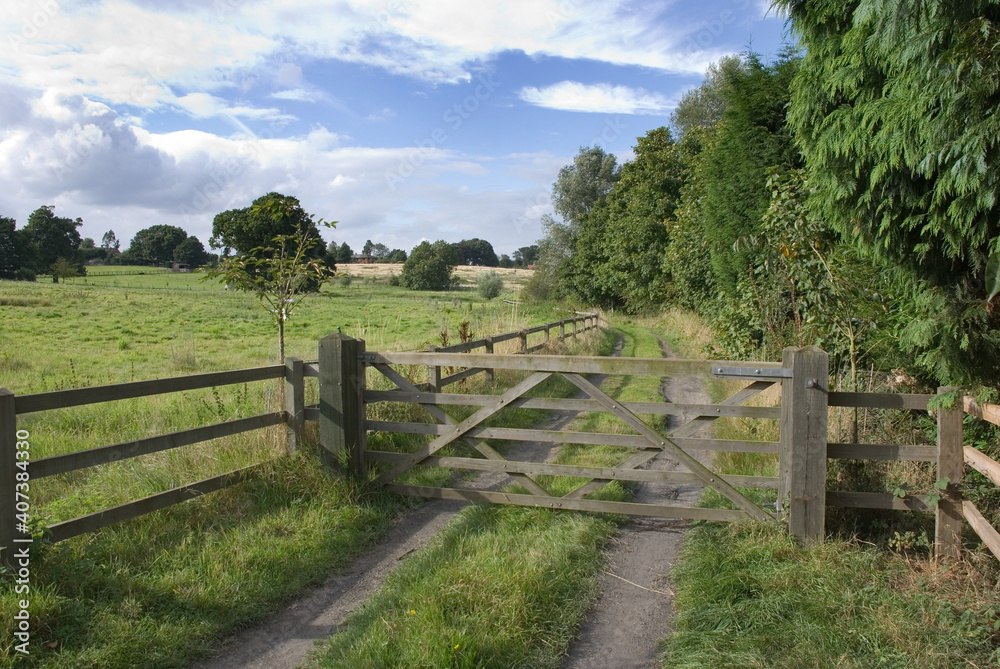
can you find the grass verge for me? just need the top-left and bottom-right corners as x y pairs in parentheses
(656, 309), (1000, 668)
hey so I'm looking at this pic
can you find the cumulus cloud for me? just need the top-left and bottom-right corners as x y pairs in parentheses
(518, 82), (675, 115)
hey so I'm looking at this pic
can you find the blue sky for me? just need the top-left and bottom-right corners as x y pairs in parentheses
(0, 0), (790, 256)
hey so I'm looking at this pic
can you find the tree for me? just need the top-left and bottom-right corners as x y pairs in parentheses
(336, 242), (353, 264)
(455, 238), (499, 266)
(100, 230), (120, 263)
(204, 199), (334, 361)
(388, 248), (407, 263)
(477, 270), (504, 299)
(212, 192), (331, 293)
(23, 206), (83, 281)
(211, 192), (327, 261)
(552, 146), (621, 225)
(81, 237), (95, 249)
(50, 257), (82, 283)
(776, 0), (1000, 384)
(532, 147), (621, 298)
(498, 253), (513, 268)
(128, 225), (188, 264)
(570, 126), (687, 312)
(671, 55), (742, 138)
(173, 236), (211, 267)
(401, 240), (458, 290)
(0, 216), (26, 280)
(513, 246), (538, 267)
(362, 239), (375, 257)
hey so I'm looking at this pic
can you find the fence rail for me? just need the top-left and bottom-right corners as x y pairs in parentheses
(959, 397), (1000, 561)
(0, 315), (598, 565)
(0, 362), (305, 566)
(426, 314), (599, 390)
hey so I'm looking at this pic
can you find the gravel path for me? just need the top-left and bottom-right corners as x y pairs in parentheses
(560, 338), (713, 669)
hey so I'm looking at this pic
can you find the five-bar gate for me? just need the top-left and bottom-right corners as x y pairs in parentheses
(317, 334), (833, 541)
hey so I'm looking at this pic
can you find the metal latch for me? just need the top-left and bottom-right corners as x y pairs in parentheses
(712, 365), (792, 380)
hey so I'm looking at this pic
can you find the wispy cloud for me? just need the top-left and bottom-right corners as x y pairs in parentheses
(518, 82), (675, 115)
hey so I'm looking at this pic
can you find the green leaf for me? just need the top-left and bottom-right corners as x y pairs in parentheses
(988, 252), (1000, 302)
(933, 477), (950, 490)
(892, 486), (908, 499)
(925, 492), (941, 508)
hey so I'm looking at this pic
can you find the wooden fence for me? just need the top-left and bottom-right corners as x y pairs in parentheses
(6, 324), (1000, 564)
(427, 314), (599, 390)
(0, 314), (598, 566)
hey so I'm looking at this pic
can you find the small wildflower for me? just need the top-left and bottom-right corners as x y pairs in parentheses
(409, 609), (416, 615)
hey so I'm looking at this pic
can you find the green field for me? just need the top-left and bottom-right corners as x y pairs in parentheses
(0, 270), (578, 668)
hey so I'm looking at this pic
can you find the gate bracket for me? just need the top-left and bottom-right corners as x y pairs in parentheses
(712, 366), (791, 381)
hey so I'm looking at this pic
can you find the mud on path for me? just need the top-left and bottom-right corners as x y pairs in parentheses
(190, 334), (712, 669)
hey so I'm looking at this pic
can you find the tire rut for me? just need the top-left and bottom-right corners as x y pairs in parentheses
(560, 336), (713, 669)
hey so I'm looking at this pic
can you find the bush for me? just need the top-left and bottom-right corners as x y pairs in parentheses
(400, 241), (456, 291)
(476, 270), (503, 299)
(338, 274), (352, 287)
(387, 273), (400, 287)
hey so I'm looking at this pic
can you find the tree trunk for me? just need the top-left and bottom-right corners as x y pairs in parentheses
(278, 316), (285, 364)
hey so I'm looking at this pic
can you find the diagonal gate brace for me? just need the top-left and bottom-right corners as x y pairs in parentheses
(374, 371), (553, 486)
(371, 363), (549, 495)
(561, 373), (776, 524)
(565, 380), (774, 500)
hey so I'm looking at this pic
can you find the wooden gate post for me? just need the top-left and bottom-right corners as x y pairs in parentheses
(559, 320), (566, 339)
(779, 346), (829, 543)
(318, 334), (366, 476)
(935, 386), (964, 560)
(484, 336), (495, 384)
(518, 330), (527, 353)
(284, 357), (304, 454)
(0, 389), (18, 568)
(427, 345), (442, 392)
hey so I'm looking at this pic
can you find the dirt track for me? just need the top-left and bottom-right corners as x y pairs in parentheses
(190, 335), (712, 669)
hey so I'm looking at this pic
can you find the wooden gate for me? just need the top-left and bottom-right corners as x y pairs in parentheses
(316, 334), (830, 540)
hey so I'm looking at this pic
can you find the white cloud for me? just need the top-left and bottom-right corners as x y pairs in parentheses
(518, 82), (675, 115)
(270, 88), (319, 103)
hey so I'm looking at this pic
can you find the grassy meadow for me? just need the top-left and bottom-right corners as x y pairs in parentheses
(0, 265), (582, 668)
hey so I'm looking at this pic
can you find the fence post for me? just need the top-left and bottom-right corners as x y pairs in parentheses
(936, 386), (964, 560)
(284, 357), (304, 454)
(519, 330), (527, 353)
(559, 320), (566, 339)
(544, 325), (550, 346)
(484, 336), (494, 384)
(779, 346), (829, 543)
(0, 389), (17, 568)
(318, 334), (367, 476)
(427, 345), (442, 392)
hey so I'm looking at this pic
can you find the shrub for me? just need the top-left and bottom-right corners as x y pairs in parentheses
(476, 270), (503, 300)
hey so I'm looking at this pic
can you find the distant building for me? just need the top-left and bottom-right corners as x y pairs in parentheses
(353, 254), (375, 264)
(171, 262), (191, 272)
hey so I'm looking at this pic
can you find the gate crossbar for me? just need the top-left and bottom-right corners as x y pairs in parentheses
(371, 363), (549, 495)
(372, 370), (552, 485)
(561, 373), (776, 524)
(564, 380), (776, 500)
